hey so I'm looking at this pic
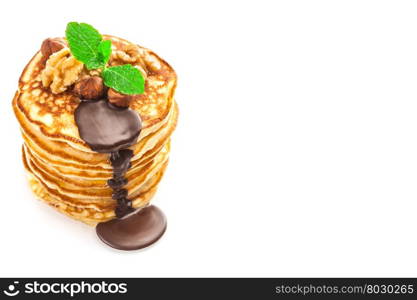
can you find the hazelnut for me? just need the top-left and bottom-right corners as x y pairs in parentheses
(41, 38), (66, 59)
(73, 76), (105, 100)
(108, 89), (132, 108)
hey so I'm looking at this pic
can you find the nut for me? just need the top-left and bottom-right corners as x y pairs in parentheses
(108, 89), (132, 108)
(113, 43), (140, 64)
(41, 38), (66, 59)
(110, 43), (147, 79)
(74, 76), (105, 100)
(41, 48), (83, 94)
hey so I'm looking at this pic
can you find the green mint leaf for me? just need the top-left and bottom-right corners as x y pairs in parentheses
(98, 40), (112, 66)
(65, 22), (103, 70)
(102, 65), (145, 95)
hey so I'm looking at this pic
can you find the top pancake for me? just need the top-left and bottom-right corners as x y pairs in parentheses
(13, 35), (177, 153)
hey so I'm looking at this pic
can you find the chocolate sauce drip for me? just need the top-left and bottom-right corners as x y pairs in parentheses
(108, 149), (134, 218)
(110, 149), (134, 178)
(75, 98), (167, 250)
(75, 99), (141, 218)
(107, 177), (128, 190)
(112, 188), (128, 200)
(115, 199), (133, 219)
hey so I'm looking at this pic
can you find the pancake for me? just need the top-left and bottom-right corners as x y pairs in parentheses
(25, 168), (167, 225)
(23, 143), (169, 199)
(15, 35), (176, 153)
(13, 33), (178, 226)
(23, 142), (170, 202)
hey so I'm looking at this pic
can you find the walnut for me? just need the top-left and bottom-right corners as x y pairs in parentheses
(113, 43), (141, 63)
(73, 76), (105, 100)
(108, 88), (132, 108)
(111, 44), (147, 79)
(41, 48), (83, 94)
(88, 69), (101, 77)
(78, 68), (102, 83)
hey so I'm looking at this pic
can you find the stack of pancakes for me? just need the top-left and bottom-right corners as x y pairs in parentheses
(12, 36), (178, 225)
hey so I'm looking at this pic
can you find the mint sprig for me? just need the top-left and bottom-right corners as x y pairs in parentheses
(65, 22), (145, 95)
(66, 22), (108, 70)
(103, 65), (145, 95)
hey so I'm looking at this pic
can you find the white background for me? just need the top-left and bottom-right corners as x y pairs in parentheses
(0, 0), (417, 277)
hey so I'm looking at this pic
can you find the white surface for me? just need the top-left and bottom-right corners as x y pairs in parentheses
(0, 0), (417, 277)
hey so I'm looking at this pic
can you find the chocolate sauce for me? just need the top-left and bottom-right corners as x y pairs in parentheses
(109, 149), (134, 218)
(96, 205), (167, 250)
(75, 99), (167, 250)
(74, 100), (142, 153)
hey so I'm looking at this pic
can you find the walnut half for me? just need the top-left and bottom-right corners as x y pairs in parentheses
(111, 43), (147, 79)
(41, 48), (83, 94)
